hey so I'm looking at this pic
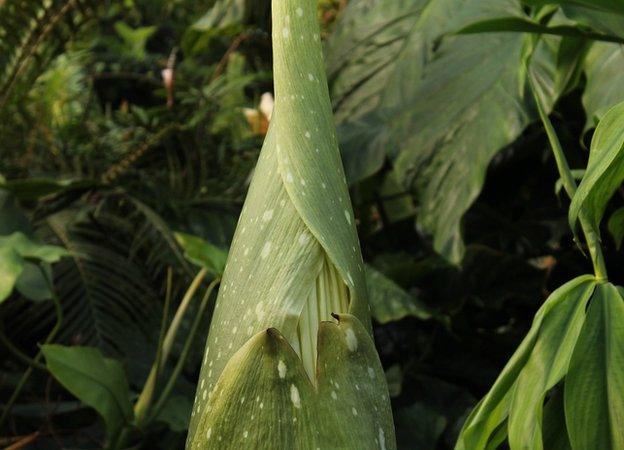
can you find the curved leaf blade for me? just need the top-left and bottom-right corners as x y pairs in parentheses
(42, 344), (134, 440)
(565, 283), (624, 450)
(189, 315), (395, 449)
(455, 275), (596, 450)
(365, 265), (432, 324)
(569, 101), (624, 235)
(507, 279), (594, 449)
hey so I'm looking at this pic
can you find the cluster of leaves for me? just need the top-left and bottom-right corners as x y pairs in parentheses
(1, 0), (624, 449)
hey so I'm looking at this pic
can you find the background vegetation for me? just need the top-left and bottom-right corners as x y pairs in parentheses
(1, 0), (624, 448)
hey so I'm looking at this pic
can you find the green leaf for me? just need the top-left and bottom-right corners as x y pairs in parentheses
(456, 16), (623, 43)
(366, 265), (432, 324)
(188, 316), (395, 449)
(187, 1), (394, 447)
(14, 262), (52, 301)
(565, 283), (624, 450)
(507, 276), (594, 449)
(0, 245), (23, 303)
(455, 275), (596, 450)
(114, 22), (157, 60)
(607, 207), (624, 250)
(174, 231), (228, 275)
(328, 0), (560, 264)
(37, 214), (161, 357)
(542, 387), (572, 450)
(42, 344), (134, 439)
(0, 231), (69, 263)
(0, 178), (96, 202)
(0, 232), (68, 303)
(561, 4), (624, 38)
(569, 101), (624, 236)
(582, 42), (624, 130)
(523, 0), (624, 15)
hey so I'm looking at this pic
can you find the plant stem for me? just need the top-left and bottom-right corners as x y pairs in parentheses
(0, 268), (63, 429)
(528, 75), (608, 280)
(133, 267), (174, 424)
(133, 267), (207, 426)
(147, 277), (219, 423)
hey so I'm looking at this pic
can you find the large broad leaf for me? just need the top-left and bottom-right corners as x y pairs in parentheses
(523, 0), (624, 15)
(565, 283), (624, 449)
(569, 101), (624, 236)
(454, 275), (596, 450)
(189, 316), (394, 449)
(327, 0), (559, 264)
(582, 42), (624, 130)
(187, 1), (394, 448)
(42, 344), (134, 440)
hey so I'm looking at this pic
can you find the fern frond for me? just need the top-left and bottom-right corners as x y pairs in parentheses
(0, 0), (95, 109)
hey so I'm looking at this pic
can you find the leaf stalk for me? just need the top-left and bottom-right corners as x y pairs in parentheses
(528, 75), (608, 281)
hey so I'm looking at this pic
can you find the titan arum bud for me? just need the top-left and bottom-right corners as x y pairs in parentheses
(186, 1), (396, 449)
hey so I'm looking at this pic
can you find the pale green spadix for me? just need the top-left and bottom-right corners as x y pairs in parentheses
(186, 1), (396, 449)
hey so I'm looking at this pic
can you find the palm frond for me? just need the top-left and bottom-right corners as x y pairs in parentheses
(0, 0), (96, 109)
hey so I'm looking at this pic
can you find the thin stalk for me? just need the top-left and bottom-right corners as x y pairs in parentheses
(133, 267), (174, 424)
(528, 75), (608, 280)
(0, 267), (63, 429)
(147, 277), (220, 423)
(162, 268), (208, 361)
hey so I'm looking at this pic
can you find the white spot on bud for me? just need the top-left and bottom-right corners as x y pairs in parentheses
(278, 360), (287, 379)
(261, 242), (272, 259)
(262, 209), (274, 222)
(379, 427), (386, 450)
(345, 328), (358, 351)
(290, 384), (301, 408)
(298, 232), (310, 246)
